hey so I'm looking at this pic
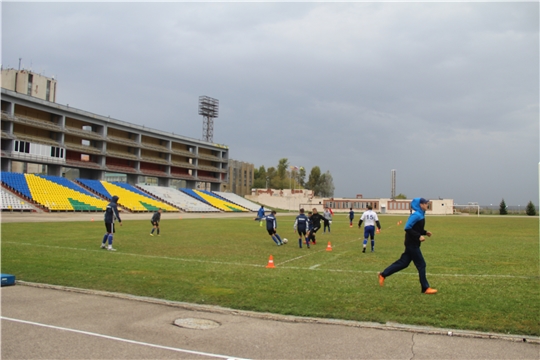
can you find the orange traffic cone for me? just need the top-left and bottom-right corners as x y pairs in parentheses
(266, 255), (275, 268)
(326, 242), (332, 251)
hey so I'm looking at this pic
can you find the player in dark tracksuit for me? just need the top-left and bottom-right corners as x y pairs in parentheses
(307, 208), (327, 245)
(101, 195), (122, 251)
(265, 210), (284, 246)
(150, 208), (162, 236)
(378, 198), (437, 294)
(293, 208), (310, 249)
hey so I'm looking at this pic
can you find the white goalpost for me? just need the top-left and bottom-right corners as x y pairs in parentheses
(453, 204), (480, 217)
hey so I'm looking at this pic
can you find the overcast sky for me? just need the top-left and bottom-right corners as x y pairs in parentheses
(2, 1), (538, 206)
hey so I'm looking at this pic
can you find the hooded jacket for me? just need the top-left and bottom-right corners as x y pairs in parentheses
(404, 198), (427, 247)
(104, 195), (121, 223)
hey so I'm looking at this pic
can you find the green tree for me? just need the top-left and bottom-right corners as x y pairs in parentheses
(526, 201), (537, 216)
(277, 158), (289, 181)
(297, 167), (306, 188)
(306, 166), (321, 191)
(317, 171), (335, 197)
(395, 193), (407, 199)
(253, 166), (267, 188)
(499, 198), (508, 215)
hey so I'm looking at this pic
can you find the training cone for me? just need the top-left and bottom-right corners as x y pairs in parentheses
(91, 218), (94, 222)
(266, 255), (275, 268)
(326, 242), (332, 251)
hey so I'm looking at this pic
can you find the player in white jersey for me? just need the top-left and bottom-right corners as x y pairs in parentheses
(358, 204), (381, 253)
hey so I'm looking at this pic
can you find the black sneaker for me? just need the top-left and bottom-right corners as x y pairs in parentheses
(362, 248), (366, 253)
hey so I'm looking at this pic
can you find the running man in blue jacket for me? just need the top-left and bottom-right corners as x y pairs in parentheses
(378, 198), (437, 294)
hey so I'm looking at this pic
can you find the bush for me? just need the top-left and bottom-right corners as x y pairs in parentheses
(526, 201), (537, 216)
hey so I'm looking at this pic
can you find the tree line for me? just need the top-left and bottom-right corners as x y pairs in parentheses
(253, 158), (335, 197)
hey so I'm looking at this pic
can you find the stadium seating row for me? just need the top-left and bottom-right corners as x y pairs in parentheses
(1, 188), (34, 211)
(137, 184), (219, 212)
(1, 172), (262, 213)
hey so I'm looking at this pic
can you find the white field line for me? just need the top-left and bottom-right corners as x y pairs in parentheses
(1, 316), (249, 360)
(4, 241), (537, 280)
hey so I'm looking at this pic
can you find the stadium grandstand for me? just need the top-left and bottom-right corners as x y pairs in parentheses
(137, 184), (219, 212)
(1, 69), (258, 215)
(1, 187), (34, 211)
(180, 189), (248, 212)
(213, 191), (261, 211)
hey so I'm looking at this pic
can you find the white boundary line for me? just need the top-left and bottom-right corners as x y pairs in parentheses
(1, 316), (249, 360)
(3, 241), (537, 280)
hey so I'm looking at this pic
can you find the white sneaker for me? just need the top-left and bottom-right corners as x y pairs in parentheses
(107, 247), (117, 251)
(100, 244), (106, 249)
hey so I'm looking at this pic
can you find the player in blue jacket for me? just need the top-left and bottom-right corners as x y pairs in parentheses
(255, 205), (265, 226)
(265, 210), (284, 246)
(378, 198), (437, 294)
(100, 195), (122, 251)
(348, 208), (355, 227)
(293, 208), (310, 249)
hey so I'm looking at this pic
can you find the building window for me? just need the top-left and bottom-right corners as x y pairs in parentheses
(27, 74), (33, 95)
(46, 80), (51, 101)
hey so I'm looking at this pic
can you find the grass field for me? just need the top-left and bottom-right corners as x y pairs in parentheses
(1, 214), (539, 336)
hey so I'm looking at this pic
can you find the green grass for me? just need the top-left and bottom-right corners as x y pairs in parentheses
(2, 215), (539, 336)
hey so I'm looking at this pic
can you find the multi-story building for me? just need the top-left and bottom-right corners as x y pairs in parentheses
(1, 69), (229, 190)
(222, 160), (254, 196)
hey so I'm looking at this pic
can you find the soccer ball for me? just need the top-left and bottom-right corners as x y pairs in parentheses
(282, 238), (288, 244)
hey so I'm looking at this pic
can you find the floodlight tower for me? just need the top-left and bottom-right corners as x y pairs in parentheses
(198, 96), (219, 142)
(391, 169), (396, 199)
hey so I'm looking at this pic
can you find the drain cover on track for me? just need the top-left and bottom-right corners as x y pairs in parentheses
(173, 318), (220, 330)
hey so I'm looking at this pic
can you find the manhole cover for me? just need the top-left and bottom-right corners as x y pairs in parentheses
(173, 318), (220, 330)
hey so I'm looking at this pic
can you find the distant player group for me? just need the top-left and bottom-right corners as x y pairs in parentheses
(102, 196), (437, 294)
(257, 197), (438, 295)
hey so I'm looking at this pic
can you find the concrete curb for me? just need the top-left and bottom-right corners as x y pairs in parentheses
(17, 281), (540, 345)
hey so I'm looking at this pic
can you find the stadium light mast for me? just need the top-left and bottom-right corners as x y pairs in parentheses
(198, 96), (219, 142)
(391, 169), (396, 199)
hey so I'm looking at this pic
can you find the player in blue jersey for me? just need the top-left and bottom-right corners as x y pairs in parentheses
(100, 195), (122, 251)
(265, 210), (284, 246)
(358, 205), (381, 253)
(293, 208), (310, 249)
(348, 208), (355, 227)
(378, 198), (437, 294)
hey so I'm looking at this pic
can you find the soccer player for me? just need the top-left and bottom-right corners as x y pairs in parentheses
(293, 208), (310, 249)
(150, 208), (162, 236)
(348, 208), (355, 227)
(358, 205), (381, 253)
(323, 207), (333, 233)
(307, 208), (327, 245)
(255, 205), (265, 227)
(378, 198), (437, 294)
(100, 195), (122, 251)
(265, 210), (284, 246)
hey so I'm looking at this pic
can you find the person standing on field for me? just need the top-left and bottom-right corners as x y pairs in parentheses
(101, 195), (122, 251)
(265, 210), (284, 246)
(358, 204), (381, 253)
(150, 208), (162, 236)
(378, 198), (437, 294)
(323, 207), (333, 233)
(348, 208), (355, 228)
